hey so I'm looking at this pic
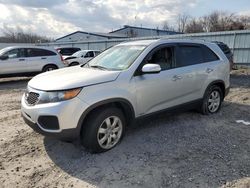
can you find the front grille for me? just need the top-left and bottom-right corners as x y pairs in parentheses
(26, 92), (40, 105)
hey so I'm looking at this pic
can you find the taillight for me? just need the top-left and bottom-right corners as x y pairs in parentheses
(60, 54), (64, 62)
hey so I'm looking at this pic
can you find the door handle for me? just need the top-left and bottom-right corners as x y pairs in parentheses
(172, 75), (182, 81)
(41, 57), (47, 59)
(19, 59), (25, 61)
(206, 68), (214, 73)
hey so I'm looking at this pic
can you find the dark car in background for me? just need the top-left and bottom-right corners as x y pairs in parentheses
(56, 47), (81, 60)
(212, 41), (234, 70)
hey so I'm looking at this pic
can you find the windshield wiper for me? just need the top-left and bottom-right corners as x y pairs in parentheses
(90, 65), (108, 70)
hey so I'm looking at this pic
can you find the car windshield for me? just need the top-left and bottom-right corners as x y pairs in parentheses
(86, 45), (146, 70)
(72, 51), (86, 57)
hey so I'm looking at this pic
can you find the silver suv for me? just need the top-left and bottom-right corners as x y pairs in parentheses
(0, 46), (64, 77)
(21, 39), (230, 153)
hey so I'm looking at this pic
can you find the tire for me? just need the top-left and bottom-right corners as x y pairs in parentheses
(81, 107), (125, 153)
(42, 65), (58, 72)
(200, 85), (223, 115)
(69, 62), (79, 66)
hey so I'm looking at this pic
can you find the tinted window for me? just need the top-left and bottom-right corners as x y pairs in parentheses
(58, 48), (80, 55)
(218, 44), (231, 54)
(202, 45), (219, 62)
(26, 48), (56, 57)
(85, 51), (94, 58)
(177, 45), (203, 67)
(148, 47), (174, 70)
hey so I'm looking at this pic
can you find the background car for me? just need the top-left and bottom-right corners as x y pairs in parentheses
(64, 50), (101, 66)
(0, 46), (64, 77)
(56, 47), (81, 60)
(212, 41), (234, 70)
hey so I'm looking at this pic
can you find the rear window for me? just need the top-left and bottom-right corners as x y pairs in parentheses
(58, 48), (81, 55)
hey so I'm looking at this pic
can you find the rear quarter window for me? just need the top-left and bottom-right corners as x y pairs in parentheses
(201, 45), (220, 62)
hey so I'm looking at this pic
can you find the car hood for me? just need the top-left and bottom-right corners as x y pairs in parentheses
(28, 66), (121, 91)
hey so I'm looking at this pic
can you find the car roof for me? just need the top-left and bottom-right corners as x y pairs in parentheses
(56, 47), (81, 49)
(117, 38), (213, 47)
(1, 46), (56, 51)
(77, 50), (100, 52)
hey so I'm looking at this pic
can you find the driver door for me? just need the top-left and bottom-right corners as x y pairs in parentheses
(133, 44), (186, 116)
(0, 48), (26, 75)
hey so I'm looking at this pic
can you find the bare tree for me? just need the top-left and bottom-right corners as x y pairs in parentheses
(162, 20), (176, 31)
(177, 13), (190, 33)
(0, 26), (52, 43)
(185, 18), (204, 33)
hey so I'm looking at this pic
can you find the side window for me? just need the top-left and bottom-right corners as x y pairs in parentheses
(3, 48), (26, 59)
(60, 49), (71, 55)
(4, 49), (19, 59)
(39, 49), (56, 56)
(94, 51), (101, 56)
(85, 51), (94, 58)
(26, 48), (56, 57)
(147, 47), (174, 71)
(177, 45), (203, 67)
(202, 45), (219, 62)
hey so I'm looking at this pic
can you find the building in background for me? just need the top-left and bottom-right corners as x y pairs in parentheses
(55, 31), (127, 43)
(55, 25), (180, 43)
(110, 25), (180, 37)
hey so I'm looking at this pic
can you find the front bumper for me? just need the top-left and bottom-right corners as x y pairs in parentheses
(21, 94), (89, 140)
(22, 113), (79, 140)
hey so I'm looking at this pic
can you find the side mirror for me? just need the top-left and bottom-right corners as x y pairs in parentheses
(142, 64), (161, 74)
(0, 55), (8, 60)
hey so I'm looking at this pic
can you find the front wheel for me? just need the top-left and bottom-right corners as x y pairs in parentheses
(200, 85), (223, 115)
(81, 107), (125, 153)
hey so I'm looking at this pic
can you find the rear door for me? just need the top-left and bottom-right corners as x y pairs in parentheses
(25, 48), (58, 72)
(174, 43), (220, 101)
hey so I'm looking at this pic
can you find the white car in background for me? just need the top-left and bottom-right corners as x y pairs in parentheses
(0, 46), (65, 77)
(64, 50), (101, 66)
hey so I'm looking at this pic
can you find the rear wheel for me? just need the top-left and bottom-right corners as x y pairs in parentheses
(81, 107), (125, 153)
(42, 65), (58, 72)
(200, 85), (223, 115)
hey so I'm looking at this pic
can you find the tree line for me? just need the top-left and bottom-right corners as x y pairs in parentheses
(162, 11), (250, 33)
(0, 26), (52, 43)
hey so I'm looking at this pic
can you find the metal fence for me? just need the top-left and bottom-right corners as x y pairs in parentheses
(1, 30), (250, 65)
(0, 43), (34, 49)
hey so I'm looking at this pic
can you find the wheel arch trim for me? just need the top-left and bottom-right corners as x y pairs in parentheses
(76, 98), (135, 135)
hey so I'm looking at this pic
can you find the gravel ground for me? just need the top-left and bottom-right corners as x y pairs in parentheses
(0, 70), (249, 188)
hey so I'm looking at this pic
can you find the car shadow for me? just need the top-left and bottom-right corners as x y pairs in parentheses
(230, 74), (250, 89)
(0, 77), (30, 90)
(44, 101), (250, 187)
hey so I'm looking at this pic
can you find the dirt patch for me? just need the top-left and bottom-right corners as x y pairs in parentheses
(0, 70), (249, 188)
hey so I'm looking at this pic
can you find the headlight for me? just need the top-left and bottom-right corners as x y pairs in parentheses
(38, 88), (82, 104)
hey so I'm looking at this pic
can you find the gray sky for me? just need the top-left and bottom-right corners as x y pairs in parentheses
(0, 0), (250, 39)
